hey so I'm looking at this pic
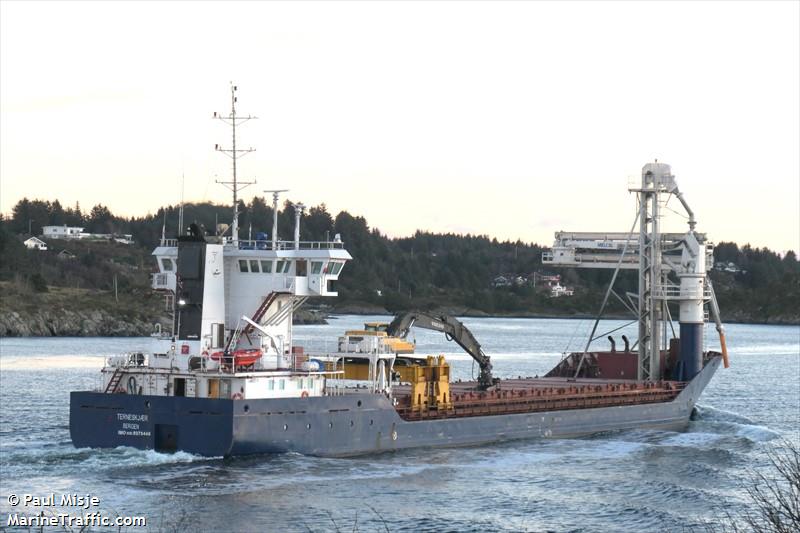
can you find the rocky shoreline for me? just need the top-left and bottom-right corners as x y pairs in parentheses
(0, 309), (161, 337)
(0, 308), (330, 337)
(0, 303), (795, 338)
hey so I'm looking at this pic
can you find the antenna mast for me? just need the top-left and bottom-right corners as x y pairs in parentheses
(214, 83), (257, 245)
(264, 189), (288, 249)
(178, 173), (185, 236)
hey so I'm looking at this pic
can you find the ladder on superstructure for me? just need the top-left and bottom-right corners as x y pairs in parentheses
(104, 368), (123, 393)
(224, 291), (281, 353)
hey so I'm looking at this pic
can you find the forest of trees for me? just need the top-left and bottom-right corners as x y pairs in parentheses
(2, 197), (798, 322)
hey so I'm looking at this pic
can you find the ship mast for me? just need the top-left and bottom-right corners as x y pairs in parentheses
(635, 164), (667, 380)
(214, 83), (257, 245)
(264, 189), (288, 249)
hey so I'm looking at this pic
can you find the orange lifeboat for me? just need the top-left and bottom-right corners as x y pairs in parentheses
(209, 349), (263, 367)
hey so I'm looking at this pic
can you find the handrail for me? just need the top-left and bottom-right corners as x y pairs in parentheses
(230, 239), (345, 250)
(151, 273), (171, 288)
(157, 238), (345, 250)
(652, 284), (711, 300)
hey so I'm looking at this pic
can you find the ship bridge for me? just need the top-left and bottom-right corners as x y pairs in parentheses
(153, 237), (350, 295)
(152, 233), (350, 338)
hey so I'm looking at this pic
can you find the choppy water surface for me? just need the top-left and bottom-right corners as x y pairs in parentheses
(1, 317), (798, 532)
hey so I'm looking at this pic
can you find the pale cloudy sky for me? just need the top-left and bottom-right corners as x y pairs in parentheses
(1, 1), (798, 252)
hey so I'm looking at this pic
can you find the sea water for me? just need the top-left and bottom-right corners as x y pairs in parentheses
(1, 317), (798, 532)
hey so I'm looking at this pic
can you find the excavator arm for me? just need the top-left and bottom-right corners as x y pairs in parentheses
(387, 311), (497, 390)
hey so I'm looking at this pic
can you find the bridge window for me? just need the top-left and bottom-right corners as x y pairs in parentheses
(161, 258), (173, 271)
(296, 261), (307, 277)
(329, 261), (343, 275)
(279, 379), (285, 390)
(276, 260), (286, 273)
(311, 261), (323, 274)
(238, 260), (249, 273)
(260, 260), (273, 273)
(249, 260), (260, 273)
(268, 380), (275, 391)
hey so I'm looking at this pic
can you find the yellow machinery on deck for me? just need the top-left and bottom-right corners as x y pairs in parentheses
(325, 355), (428, 382)
(342, 322), (416, 354)
(410, 355), (452, 412)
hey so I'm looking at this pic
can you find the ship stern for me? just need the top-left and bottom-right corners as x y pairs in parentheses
(70, 392), (235, 456)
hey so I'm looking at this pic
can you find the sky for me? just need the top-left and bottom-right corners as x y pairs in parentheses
(1, 1), (798, 253)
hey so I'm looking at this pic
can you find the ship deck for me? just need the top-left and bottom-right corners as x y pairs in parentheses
(391, 376), (686, 421)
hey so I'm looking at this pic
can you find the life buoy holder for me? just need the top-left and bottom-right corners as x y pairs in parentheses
(127, 376), (137, 395)
(231, 392), (243, 400)
(301, 391), (309, 398)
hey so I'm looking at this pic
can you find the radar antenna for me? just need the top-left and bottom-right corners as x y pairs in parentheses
(214, 83), (257, 244)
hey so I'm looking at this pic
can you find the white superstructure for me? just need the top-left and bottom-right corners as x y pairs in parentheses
(149, 233), (350, 372)
(99, 85), (352, 402)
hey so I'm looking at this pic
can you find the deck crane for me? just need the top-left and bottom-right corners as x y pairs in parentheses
(387, 312), (498, 390)
(543, 162), (729, 381)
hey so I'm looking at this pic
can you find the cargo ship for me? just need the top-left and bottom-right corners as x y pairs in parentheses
(69, 87), (729, 457)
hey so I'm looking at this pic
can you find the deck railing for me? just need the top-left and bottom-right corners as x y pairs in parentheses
(228, 238), (345, 250)
(157, 237), (344, 250)
(151, 273), (171, 290)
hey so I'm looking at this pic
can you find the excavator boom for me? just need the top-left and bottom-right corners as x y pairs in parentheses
(387, 312), (496, 390)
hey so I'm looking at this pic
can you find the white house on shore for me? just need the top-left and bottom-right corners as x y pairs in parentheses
(550, 282), (575, 297)
(23, 236), (48, 250)
(42, 225), (85, 239)
(41, 225), (133, 244)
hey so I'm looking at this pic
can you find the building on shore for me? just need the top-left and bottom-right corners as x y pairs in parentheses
(41, 225), (133, 244)
(23, 236), (47, 250)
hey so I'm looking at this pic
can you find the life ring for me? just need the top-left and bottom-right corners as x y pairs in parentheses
(301, 391), (309, 398)
(201, 350), (209, 357)
(231, 392), (243, 400)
